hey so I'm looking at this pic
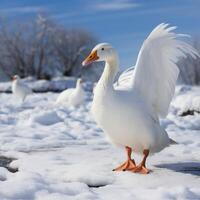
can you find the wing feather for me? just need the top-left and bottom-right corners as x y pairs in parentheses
(114, 66), (135, 89)
(132, 23), (199, 118)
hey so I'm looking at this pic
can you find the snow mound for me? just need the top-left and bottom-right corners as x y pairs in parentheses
(31, 110), (62, 125)
(63, 164), (114, 187)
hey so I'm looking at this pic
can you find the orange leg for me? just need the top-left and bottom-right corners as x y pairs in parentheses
(113, 146), (136, 171)
(131, 149), (150, 174)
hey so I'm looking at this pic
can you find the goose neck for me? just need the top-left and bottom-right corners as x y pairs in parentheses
(99, 58), (119, 89)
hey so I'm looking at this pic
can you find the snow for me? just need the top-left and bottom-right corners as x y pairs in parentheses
(172, 85), (200, 115)
(0, 84), (199, 200)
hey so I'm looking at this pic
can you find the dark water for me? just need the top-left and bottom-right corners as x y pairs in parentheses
(180, 110), (200, 116)
(87, 184), (108, 188)
(0, 156), (18, 173)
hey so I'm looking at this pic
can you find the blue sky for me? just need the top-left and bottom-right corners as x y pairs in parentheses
(0, 0), (200, 69)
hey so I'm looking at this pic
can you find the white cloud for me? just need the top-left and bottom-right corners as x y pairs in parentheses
(92, 0), (140, 11)
(0, 6), (44, 14)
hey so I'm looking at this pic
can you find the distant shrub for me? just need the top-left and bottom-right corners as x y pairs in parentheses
(0, 14), (102, 81)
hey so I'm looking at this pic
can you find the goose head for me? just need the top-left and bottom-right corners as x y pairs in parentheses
(76, 78), (84, 88)
(12, 75), (20, 81)
(82, 43), (118, 66)
(77, 78), (83, 84)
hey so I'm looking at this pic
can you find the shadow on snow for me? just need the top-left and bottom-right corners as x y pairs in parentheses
(155, 162), (200, 176)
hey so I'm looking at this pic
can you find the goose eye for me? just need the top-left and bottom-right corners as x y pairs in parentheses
(101, 48), (104, 51)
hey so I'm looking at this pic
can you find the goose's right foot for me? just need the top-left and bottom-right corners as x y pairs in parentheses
(131, 149), (150, 174)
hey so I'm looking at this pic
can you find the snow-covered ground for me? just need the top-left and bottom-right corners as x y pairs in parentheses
(0, 84), (199, 200)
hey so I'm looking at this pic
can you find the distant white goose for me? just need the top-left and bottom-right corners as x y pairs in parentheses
(12, 75), (32, 102)
(56, 78), (85, 106)
(82, 24), (199, 174)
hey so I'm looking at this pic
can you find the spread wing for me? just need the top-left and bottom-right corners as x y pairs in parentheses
(133, 23), (198, 118)
(118, 23), (199, 118)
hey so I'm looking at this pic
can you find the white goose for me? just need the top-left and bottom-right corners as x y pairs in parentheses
(56, 78), (85, 106)
(82, 24), (198, 174)
(12, 75), (32, 102)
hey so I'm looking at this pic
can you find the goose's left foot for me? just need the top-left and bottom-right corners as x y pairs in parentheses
(113, 159), (136, 171)
(132, 149), (150, 174)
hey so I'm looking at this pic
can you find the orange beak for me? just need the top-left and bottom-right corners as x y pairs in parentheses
(82, 50), (99, 66)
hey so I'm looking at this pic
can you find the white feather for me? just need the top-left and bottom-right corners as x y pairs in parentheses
(114, 66), (135, 89)
(56, 79), (85, 107)
(130, 23), (198, 118)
